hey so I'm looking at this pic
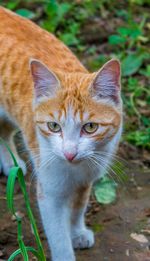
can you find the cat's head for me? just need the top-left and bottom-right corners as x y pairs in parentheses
(30, 59), (122, 164)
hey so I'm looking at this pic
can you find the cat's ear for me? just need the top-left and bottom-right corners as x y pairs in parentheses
(90, 59), (121, 103)
(30, 59), (60, 102)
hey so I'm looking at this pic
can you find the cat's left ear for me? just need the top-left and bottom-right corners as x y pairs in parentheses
(30, 59), (60, 102)
(90, 59), (121, 103)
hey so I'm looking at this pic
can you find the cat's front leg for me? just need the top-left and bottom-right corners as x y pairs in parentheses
(37, 180), (75, 261)
(71, 184), (95, 249)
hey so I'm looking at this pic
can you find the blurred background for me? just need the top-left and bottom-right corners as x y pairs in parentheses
(0, 1), (150, 260)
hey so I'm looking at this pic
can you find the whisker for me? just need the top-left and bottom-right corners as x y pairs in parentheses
(91, 155), (125, 185)
(87, 156), (118, 184)
(28, 154), (56, 194)
(94, 151), (128, 165)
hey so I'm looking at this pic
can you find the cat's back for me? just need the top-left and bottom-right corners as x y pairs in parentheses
(0, 7), (86, 73)
(0, 7), (56, 48)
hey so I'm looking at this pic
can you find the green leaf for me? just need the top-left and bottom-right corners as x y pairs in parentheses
(128, 27), (141, 39)
(126, 129), (150, 148)
(59, 23), (80, 46)
(43, 2), (71, 32)
(60, 32), (79, 46)
(140, 65), (150, 77)
(5, 0), (20, 10)
(122, 54), (144, 76)
(94, 176), (117, 204)
(117, 27), (130, 37)
(15, 9), (35, 19)
(17, 220), (29, 260)
(108, 35), (126, 45)
(6, 166), (20, 216)
(142, 116), (150, 127)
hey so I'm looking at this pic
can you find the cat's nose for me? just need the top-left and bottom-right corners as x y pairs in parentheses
(64, 152), (77, 162)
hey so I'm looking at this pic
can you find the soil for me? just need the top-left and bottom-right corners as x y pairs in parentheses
(0, 143), (150, 261)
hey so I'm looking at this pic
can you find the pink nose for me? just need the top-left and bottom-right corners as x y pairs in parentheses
(64, 152), (77, 162)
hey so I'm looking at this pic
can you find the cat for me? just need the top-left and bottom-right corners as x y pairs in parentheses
(0, 7), (122, 261)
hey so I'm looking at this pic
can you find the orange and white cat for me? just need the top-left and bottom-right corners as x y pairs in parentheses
(0, 7), (122, 261)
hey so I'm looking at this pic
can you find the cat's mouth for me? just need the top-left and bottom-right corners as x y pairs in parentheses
(64, 157), (85, 165)
(62, 151), (86, 164)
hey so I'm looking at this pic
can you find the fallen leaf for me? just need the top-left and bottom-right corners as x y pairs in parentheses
(130, 233), (148, 243)
(94, 176), (117, 204)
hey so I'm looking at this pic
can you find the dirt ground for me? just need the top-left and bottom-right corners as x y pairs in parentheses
(0, 143), (150, 261)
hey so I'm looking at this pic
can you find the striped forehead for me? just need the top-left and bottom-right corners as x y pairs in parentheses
(56, 104), (89, 124)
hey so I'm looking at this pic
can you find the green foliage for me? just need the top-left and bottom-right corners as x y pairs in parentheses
(108, 18), (149, 76)
(122, 54), (145, 76)
(94, 176), (117, 204)
(140, 65), (150, 77)
(109, 25), (142, 47)
(87, 54), (108, 71)
(42, 1), (72, 32)
(0, 139), (46, 260)
(107, 6), (150, 149)
(123, 75), (150, 148)
(126, 129), (150, 148)
(0, 0), (20, 10)
(94, 160), (126, 204)
(59, 23), (80, 46)
(15, 8), (36, 19)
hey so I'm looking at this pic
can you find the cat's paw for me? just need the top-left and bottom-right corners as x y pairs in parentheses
(72, 228), (94, 249)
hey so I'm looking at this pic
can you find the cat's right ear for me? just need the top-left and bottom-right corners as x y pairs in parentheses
(29, 59), (60, 103)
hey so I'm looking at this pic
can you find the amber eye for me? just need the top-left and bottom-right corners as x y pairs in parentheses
(82, 122), (98, 134)
(47, 122), (61, 133)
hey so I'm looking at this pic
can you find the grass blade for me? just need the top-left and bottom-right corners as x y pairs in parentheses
(8, 247), (40, 261)
(17, 168), (46, 260)
(0, 138), (46, 260)
(6, 166), (20, 216)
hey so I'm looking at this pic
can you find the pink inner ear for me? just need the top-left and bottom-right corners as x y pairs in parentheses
(30, 59), (60, 100)
(102, 60), (121, 88)
(92, 59), (121, 103)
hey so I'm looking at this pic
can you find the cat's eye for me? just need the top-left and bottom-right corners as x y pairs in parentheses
(82, 122), (98, 134)
(47, 122), (61, 133)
